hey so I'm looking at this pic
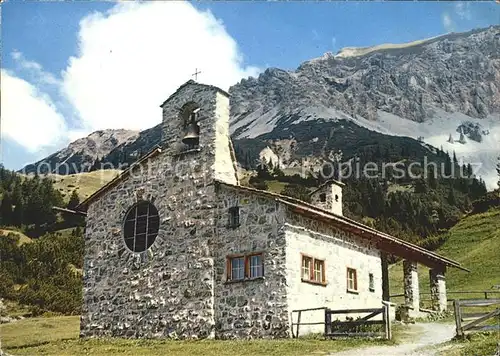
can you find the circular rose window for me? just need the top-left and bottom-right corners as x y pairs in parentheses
(123, 201), (160, 252)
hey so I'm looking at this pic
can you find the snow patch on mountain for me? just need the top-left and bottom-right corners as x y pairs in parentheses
(232, 103), (500, 189)
(231, 106), (282, 139)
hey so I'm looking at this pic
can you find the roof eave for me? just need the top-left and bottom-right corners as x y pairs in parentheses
(215, 179), (466, 271)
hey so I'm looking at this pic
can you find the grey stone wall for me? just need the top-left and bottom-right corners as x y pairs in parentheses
(403, 260), (420, 312)
(213, 185), (290, 339)
(81, 82), (236, 339)
(429, 267), (447, 312)
(161, 81), (237, 185)
(309, 185), (331, 212)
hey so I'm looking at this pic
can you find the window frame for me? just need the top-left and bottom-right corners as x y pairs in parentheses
(300, 253), (326, 286)
(226, 252), (264, 282)
(369, 273), (375, 292)
(346, 267), (358, 293)
(122, 200), (160, 253)
(228, 206), (240, 228)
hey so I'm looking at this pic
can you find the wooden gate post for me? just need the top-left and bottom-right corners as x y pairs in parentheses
(382, 302), (392, 340)
(296, 310), (302, 338)
(453, 300), (463, 338)
(324, 308), (331, 336)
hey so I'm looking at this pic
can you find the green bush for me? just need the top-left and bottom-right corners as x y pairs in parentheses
(0, 228), (83, 315)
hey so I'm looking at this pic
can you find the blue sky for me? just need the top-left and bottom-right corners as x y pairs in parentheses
(1, 1), (499, 171)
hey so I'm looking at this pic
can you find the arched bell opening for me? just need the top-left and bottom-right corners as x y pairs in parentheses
(180, 102), (201, 149)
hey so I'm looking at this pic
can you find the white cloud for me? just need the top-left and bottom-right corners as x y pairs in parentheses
(1, 70), (68, 153)
(454, 2), (471, 21)
(61, 2), (260, 133)
(11, 50), (60, 86)
(2, 2), (260, 156)
(442, 12), (454, 32)
(331, 37), (337, 50)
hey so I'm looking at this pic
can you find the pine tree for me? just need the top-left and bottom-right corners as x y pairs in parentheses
(428, 166), (438, 189)
(0, 194), (14, 226)
(67, 190), (80, 210)
(447, 187), (457, 205)
(415, 177), (428, 194)
(12, 202), (24, 227)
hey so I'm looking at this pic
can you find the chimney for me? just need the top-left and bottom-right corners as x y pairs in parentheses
(310, 180), (344, 216)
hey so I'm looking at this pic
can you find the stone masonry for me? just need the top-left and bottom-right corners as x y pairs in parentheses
(309, 180), (344, 216)
(429, 267), (447, 312)
(403, 260), (420, 312)
(213, 185), (290, 339)
(81, 80), (443, 340)
(81, 82), (237, 338)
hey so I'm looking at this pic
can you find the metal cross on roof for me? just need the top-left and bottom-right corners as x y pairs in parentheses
(192, 68), (201, 81)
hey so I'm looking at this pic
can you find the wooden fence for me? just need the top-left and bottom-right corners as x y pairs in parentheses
(291, 304), (391, 340)
(453, 298), (500, 337)
(325, 305), (391, 340)
(390, 290), (500, 302)
(291, 306), (327, 338)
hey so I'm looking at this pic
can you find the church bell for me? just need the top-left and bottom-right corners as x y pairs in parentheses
(182, 111), (200, 147)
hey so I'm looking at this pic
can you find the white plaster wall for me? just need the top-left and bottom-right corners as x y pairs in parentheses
(213, 92), (238, 185)
(284, 219), (382, 335)
(330, 184), (343, 216)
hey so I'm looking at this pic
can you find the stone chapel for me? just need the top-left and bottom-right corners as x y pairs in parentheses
(77, 80), (467, 339)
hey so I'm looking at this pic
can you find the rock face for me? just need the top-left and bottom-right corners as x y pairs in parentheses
(22, 129), (139, 174)
(230, 26), (500, 137)
(228, 26), (500, 189)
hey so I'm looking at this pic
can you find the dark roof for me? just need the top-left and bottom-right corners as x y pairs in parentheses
(310, 179), (345, 196)
(159, 80), (230, 108)
(216, 180), (468, 271)
(76, 146), (163, 211)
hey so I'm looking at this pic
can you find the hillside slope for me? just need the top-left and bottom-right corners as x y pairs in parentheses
(50, 169), (121, 201)
(389, 206), (500, 297)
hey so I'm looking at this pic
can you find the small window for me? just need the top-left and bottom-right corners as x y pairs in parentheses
(227, 253), (263, 281)
(301, 254), (326, 285)
(335, 194), (339, 202)
(319, 193), (327, 202)
(228, 207), (240, 228)
(347, 267), (358, 292)
(369, 273), (375, 292)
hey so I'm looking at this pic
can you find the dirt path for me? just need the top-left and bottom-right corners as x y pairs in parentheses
(331, 322), (456, 356)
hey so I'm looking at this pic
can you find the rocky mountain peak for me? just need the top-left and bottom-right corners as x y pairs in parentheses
(230, 25), (500, 129)
(22, 129), (139, 174)
(63, 129), (140, 159)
